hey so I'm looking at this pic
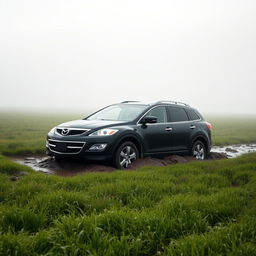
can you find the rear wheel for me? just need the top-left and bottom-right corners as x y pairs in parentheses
(191, 140), (206, 160)
(114, 141), (138, 169)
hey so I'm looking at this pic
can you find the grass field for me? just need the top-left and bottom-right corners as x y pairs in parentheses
(207, 115), (256, 146)
(0, 111), (256, 155)
(1, 110), (256, 255)
(0, 111), (83, 155)
(0, 153), (256, 255)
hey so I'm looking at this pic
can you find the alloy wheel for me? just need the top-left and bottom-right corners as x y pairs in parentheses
(193, 143), (205, 160)
(119, 145), (137, 168)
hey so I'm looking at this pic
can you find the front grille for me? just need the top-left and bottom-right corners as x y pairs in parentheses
(48, 139), (85, 154)
(56, 127), (90, 136)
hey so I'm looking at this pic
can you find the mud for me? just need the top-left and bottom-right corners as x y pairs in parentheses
(12, 144), (256, 176)
(13, 155), (202, 176)
(14, 157), (115, 176)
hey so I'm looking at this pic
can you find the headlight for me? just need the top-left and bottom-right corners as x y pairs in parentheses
(89, 128), (118, 136)
(49, 127), (56, 134)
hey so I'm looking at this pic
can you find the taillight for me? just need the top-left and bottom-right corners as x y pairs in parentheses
(206, 122), (212, 129)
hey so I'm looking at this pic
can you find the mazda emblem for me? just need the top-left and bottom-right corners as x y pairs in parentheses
(61, 128), (69, 136)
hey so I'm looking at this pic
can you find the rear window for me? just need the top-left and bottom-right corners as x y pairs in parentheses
(187, 109), (201, 120)
(168, 106), (189, 122)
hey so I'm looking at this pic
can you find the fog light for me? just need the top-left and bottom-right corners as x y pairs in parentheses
(89, 144), (107, 151)
(46, 140), (49, 147)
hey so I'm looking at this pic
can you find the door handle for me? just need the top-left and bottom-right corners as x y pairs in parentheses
(190, 125), (196, 129)
(165, 127), (173, 131)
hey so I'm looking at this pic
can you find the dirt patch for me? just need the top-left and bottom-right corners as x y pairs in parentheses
(12, 144), (256, 176)
(207, 152), (229, 160)
(14, 157), (116, 176)
(13, 151), (228, 176)
(129, 155), (198, 169)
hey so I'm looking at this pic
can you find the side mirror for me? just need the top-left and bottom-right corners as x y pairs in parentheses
(141, 116), (158, 124)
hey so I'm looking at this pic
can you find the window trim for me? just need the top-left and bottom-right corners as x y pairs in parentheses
(137, 105), (202, 125)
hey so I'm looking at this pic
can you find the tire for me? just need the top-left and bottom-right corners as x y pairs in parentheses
(191, 140), (206, 160)
(114, 141), (139, 169)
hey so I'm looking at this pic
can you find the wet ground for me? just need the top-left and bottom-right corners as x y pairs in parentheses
(12, 144), (256, 176)
(211, 143), (256, 158)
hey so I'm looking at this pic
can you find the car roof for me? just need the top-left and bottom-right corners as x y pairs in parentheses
(119, 100), (190, 108)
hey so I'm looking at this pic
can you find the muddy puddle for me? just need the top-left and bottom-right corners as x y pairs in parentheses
(12, 144), (256, 176)
(14, 157), (116, 176)
(212, 143), (256, 158)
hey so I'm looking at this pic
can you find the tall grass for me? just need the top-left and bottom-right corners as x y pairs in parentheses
(0, 153), (256, 255)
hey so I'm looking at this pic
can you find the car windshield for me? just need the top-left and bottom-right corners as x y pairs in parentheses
(86, 104), (148, 121)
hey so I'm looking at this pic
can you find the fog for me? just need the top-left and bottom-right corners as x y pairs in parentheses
(0, 0), (256, 115)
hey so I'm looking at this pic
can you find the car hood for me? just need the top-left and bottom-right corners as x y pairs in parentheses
(57, 119), (128, 130)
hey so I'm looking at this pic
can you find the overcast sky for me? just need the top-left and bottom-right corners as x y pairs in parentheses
(0, 0), (256, 114)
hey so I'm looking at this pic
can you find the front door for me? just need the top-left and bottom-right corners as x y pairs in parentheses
(137, 106), (174, 153)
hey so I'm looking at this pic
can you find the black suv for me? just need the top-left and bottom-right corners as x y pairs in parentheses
(46, 101), (212, 169)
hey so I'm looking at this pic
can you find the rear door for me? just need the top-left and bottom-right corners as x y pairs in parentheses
(185, 107), (203, 145)
(166, 106), (192, 151)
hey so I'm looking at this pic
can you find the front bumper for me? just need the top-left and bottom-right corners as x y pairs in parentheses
(46, 135), (117, 161)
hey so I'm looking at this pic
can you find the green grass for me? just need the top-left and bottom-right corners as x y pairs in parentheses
(1, 111), (256, 254)
(207, 115), (256, 146)
(0, 111), (256, 155)
(1, 153), (256, 255)
(0, 111), (85, 155)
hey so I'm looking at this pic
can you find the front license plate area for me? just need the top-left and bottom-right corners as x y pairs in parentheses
(55, 142), (67, 152)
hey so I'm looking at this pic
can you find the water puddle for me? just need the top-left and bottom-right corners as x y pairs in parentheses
(211, 143), (256, 158)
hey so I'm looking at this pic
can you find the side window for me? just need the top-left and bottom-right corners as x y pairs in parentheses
(145, 106), (167, 123)
(168, 106), (189, 122)
(187, 109), (200, 120)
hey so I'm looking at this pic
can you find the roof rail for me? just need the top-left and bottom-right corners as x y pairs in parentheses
(121, 101), (140, 103)
(156, 101), (190, 107)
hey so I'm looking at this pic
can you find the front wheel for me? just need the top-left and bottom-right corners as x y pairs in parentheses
(114, 141), (139, 169)
(191, 141), (206, 160)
